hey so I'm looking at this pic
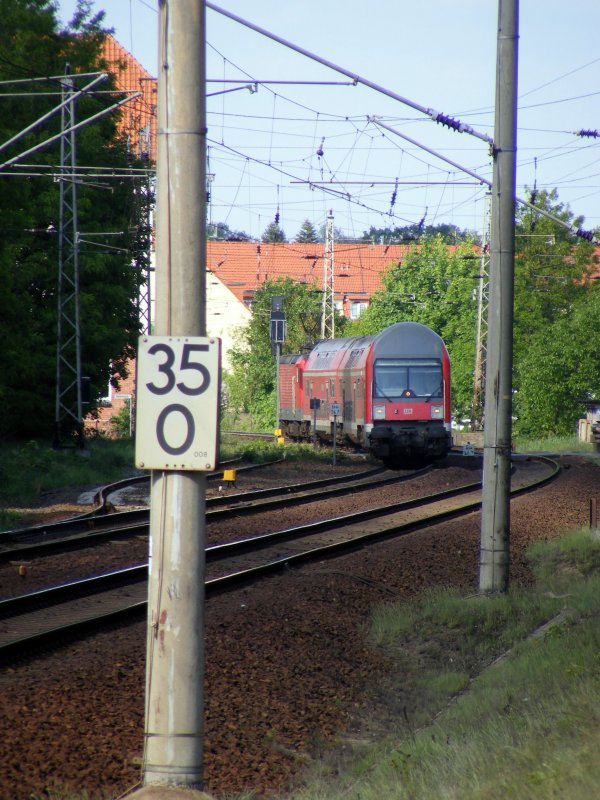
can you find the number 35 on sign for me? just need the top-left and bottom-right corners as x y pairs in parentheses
(135, 336), (221, 471)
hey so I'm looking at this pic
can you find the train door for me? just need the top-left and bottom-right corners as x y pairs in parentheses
(342, 377), (350, 422)
(305, 379), (312, 420)
(354, 376), (365, 423)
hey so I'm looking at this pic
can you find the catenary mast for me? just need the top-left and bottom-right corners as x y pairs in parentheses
(479, 0), (519, 593)
(321, 210), (335, 339)
(131, 2), (214, 798)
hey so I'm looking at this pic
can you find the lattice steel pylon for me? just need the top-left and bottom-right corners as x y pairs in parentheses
(471, 193), (491, 431)
(321, 210), (335, 339)
(54, 67), (83, 447)
(137, 179), (154, 335)
(134, 127), (153, 335)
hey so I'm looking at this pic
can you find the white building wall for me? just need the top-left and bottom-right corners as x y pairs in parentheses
(206, 273), (252, 372)
(148, 251), (251, 373)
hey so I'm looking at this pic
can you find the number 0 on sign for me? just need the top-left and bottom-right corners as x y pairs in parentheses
(135, 336), (221, 470)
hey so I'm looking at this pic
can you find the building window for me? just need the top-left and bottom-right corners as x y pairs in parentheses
(350, 301), (368, 319)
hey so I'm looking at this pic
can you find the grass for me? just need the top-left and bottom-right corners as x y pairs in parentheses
(0, 434), (351, 529)
(0, 437), (137, 529)
(0, 437), (136, 505)
(219, 435), (354, 466)
(514, 432), (596, 455)
(289, 526), (600, 800)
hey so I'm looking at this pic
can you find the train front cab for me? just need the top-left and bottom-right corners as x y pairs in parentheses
(366, 322), (451, 467)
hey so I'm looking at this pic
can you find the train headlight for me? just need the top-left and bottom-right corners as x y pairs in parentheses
(430, 405), (443, 419)
(373, 405), (386, 419)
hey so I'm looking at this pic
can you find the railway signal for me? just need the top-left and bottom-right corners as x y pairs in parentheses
(271, 296), (286, 432)
(331, 402), (340, 465)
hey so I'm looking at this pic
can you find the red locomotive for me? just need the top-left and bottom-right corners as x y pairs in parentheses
(278, 321), (451, 467)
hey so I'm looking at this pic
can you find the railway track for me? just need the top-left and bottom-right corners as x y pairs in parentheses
(221, 430), (276, 440)
(0, 464), (420, 561)
(0, 455), (558, 664)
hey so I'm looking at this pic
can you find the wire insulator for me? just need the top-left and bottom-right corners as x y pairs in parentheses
(576, 228), (595, 242)
(389, 178), (398, 213)
(433, 112), (468, 133)
(576, 129), (599, 138)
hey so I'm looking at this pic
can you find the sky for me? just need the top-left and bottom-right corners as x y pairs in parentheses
(56, 1), (600, 242)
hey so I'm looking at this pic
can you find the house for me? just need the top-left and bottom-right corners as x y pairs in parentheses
(206, 240), (415, 321)
(100, 34), (157, 161)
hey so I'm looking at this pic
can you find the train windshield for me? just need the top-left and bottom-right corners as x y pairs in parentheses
(373, 358), (443, 400)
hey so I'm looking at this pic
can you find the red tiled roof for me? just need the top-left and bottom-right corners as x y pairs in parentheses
(100, 34), (157, 161)
(206, 242), (417, 311)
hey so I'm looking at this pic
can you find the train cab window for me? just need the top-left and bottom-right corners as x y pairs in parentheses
(373, 358), (442, 400)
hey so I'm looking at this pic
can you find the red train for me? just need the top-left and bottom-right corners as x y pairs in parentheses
(278, 321), (452, 467)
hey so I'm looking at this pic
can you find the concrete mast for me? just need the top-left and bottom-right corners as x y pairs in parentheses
(479, 0), (519, 593)
(132, 2), (213, 798)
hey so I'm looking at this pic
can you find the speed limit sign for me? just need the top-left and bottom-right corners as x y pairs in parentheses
(135, 336), (221, 470)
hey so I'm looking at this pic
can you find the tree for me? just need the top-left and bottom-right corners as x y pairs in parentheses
(513, 189), (596, 365)
(511, 190), (599, 436)
(0, 0), (145, 438)
(261, 221), (287, 243)
(206, 221), (253, 241)
(225, 277), (346, 428)
(295, 219), (318, 243)
(361, 222), (475, 244)
(514, 285), (600, 437)
(348, 192), (600, 437)
(347, 235), (481, 422)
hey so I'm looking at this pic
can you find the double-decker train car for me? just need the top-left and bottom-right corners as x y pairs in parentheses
(278, 321), (451, 467)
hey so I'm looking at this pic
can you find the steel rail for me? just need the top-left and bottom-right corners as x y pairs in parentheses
(0, 457), (558, 664)
(207, 457), (559, 592)
(0, 465), (422, 561)
(0, 458), (286, 546)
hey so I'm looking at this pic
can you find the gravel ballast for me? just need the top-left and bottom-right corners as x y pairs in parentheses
(0, 454), (597, 800)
